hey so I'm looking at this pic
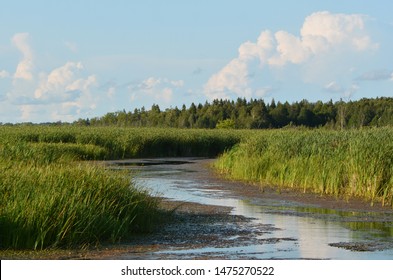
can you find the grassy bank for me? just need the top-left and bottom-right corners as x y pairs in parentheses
(214, 128), (393, 207)
(0, 126), (245, 250)
(2, 125), (392, 250)
(0, 126), (244, 160)
(0, 162), (160, 249)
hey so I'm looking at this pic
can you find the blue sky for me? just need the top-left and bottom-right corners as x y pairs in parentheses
(0, 0), (392, 123)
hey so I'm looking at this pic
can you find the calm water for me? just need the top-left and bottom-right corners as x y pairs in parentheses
(111, 158), (393, 259)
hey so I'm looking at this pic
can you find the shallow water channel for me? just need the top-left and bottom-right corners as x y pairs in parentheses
(109, 158), (393, 260)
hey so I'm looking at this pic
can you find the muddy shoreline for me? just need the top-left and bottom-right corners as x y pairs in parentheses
(2, 158), (392, 259)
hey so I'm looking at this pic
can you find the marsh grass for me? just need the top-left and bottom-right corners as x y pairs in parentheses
(0, 142), (107, 164)
(0, 126), (245, 250)
(214, 128), (393, 207)
(0, 162), (161, 249)
(0, 126), (243, 159)
(2, 125), (391, 251)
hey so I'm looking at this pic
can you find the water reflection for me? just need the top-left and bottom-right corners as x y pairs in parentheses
(253, 204), (393, 238)
(113, 158), (393, 259)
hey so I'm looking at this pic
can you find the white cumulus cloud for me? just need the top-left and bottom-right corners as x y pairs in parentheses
(300, 11), (376, 51)
(204, 11), (378, 100)
(204, 58), (251, 100)
(34, 62), (96, 103)
(3, 33), (100, 122)
(269, 30), (311, 66)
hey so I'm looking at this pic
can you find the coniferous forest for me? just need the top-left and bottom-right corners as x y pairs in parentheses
(73, 97), (393, 129)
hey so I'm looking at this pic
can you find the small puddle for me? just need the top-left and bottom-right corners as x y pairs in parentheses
(110, 158), (393, 259)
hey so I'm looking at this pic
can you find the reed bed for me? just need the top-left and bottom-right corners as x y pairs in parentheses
(0, 126), (245, 249)
(214, 128), (393, 207)
(2, 125), (391, 250)
(0, 126), (244, 160)
(0, 161), (161, 249)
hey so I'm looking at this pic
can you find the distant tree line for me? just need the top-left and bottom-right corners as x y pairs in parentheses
(71, 96), (392, 129)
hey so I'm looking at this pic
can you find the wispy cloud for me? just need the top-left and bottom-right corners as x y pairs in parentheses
(65, 41), (78, 53)
(128, 77), (185, 105)
(355, 69), (393, 81)
(324, 81), (344, 93)
(0, 70), (10, 78)
(255, 86), (276, 98)
(324, 81), (359, 99)
(192, 67), (203, 75)
(12, 33), (34, 81)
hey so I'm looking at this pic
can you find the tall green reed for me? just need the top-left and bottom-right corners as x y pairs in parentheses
(0, 126), (245, 160)
(215, 128), (393, 207)
(0, 125), (247, 250)
(0, 162), (161, 249)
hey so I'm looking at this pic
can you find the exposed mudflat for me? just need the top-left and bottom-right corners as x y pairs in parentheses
(104, 158), (393, 260)
(3, 158), (392, 260)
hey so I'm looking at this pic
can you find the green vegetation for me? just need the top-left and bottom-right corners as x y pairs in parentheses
(0, 126), (243, 159)
(0, 126), (245, 250)
(214, 128), (393, 207)
(0, 162), (159, 249)
(70, 97), (393, 129)
(1, 124), (392, 251)
(216, 119), (236, 129)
